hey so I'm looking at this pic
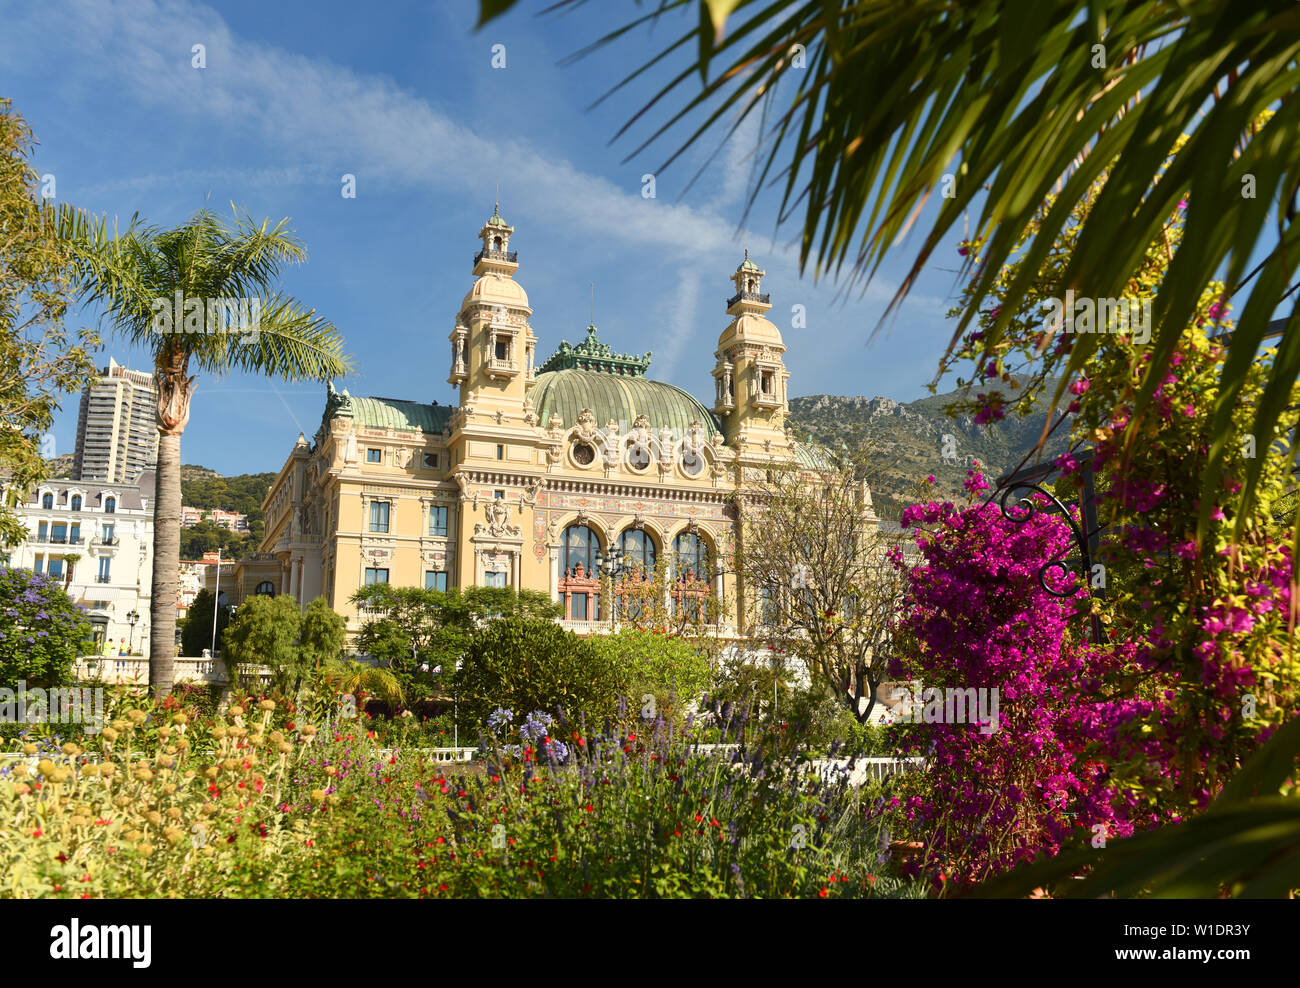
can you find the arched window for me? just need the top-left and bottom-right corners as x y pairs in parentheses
(493, 235), (502, 251)
(41, 493), (53, 509)
(616, 528), (657, 622)
(673, 531), (709, 580)
(559, 524), (601, 621)
(104, 497), (116, 514)
(255, 581), (274, 595)
(71, 495), (82, 512)
(672, 531), (713, 622)
(618, 528), (656, 575)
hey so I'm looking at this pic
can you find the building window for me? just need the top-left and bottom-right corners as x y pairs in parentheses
(425, 571), (449, 592)
(364, 568), (389, 585)
(494, 339), (508, 362)
(428, 505), (449, 537)
(495, 444), (504, 460)
(618, 528), (656, 575)
(761, 370), (774, 394)
(51, 524), (67, 544)
(559, 524), (601, 622)
(759, 584), (778, 625)
(484, 571), (507, 589)
(369, 501), (390, 533)
(33, 556), (44, 574)
(367, 448), (382, 463)
(102, 524), (115, 543)
(104, 497), (116, 514)
(98, 556), (111, 582)
(71, 495), (82, 512)
(48, 558), (64, 579)
(671, 531), (712, 622)
(255, 581), (275, 595)
(494, 490), (505, 500)
(423, 452), (439, 469)
(69, 525), (80, 544)
(42, 493), (53, 509)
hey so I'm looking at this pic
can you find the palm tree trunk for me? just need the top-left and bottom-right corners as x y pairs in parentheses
(149, 349), (195, 697)
(150, 431), (182, 695)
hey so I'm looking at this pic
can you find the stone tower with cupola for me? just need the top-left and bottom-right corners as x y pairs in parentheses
(712, 251), (792, 458)
(447, 204), (538, 422)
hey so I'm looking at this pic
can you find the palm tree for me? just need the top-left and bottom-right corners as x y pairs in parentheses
(62, 552), (80, 592)
(483, 0), (1300, 543)
(55, 207), (352, 695)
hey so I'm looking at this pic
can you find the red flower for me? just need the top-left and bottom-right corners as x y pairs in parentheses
(818, 887), (829, 898)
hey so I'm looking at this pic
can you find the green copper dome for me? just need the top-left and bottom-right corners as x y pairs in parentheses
(530, 369), (721, 436)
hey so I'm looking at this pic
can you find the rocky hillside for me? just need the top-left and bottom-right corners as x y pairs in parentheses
(787, 383), (1072, 522)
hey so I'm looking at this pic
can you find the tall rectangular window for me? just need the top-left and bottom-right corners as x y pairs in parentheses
(33, 556), (44, 574)
(428, 505), (448, 537)
(364, 567), (389, 585)
(102, 524), (114, 542)
(495, 444), (504, 460)
(425, 571), (448, 592)
(47, 558), (64, 579)
(484, 571), (507, 589)
(98, 556), (111, 582)
(369, 501), (389, 533)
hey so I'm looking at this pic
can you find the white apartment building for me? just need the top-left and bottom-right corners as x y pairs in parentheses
(73, 358), (160, 484)
(4, 471), (155, 656)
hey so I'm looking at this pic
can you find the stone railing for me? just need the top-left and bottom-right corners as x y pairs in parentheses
(72, 656), (272, 686)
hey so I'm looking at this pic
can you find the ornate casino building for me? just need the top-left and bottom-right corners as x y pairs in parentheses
(258, 206), (868, 637)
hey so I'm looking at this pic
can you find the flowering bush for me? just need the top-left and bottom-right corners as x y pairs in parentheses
(0, 569), (90, 689)
(0, 693), (922, 898)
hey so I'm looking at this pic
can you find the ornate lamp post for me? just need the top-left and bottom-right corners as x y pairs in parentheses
(126, 609), (139, 654)
(593, 545), (626, 627)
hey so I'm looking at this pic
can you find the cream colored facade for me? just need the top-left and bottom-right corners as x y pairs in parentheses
(262, 208), (863, 637)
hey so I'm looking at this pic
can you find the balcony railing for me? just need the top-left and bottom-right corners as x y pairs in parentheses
(94, 536), (119, 546)
(95, 575), (112, 584)
(33, 534), (83, 544)
(473, 248), (517, 265)
(726, 290), (770, 308)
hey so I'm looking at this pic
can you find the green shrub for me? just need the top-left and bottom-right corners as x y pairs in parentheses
(587, 629), (710, 724)
(455, 618), (623, 731)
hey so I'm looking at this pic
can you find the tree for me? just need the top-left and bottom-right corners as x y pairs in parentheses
(481, 0), (1300, 547)
(0, 568), (91, 687)
(222, 594), (345, 693)
(733, 452), (908, 724)
(350, 583), (564, 698)
(0, 99), (97, 546)
(56, 206), (352, 695)
(180, 588), (230, 658)
(455, 618), (623, 731)
(61, 552), (80, 592)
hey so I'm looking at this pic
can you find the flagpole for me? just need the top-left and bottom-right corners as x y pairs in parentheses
(210, 548), (222, 657)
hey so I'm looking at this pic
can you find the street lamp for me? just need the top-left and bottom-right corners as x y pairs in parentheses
(126, 609), (139, 654)
(593, 546), (626, 626)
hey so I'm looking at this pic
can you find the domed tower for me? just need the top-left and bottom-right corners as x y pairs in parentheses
(448, 203), (538, 415)
(712, 251), (791, 455)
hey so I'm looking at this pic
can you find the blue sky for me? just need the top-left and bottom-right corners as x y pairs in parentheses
(3, 0), (967, 477)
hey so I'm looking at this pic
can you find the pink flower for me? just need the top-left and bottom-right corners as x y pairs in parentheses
(1069, 378), (1090, 396)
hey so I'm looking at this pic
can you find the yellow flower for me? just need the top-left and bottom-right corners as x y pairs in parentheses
(135, 843), (155, 857)
(36, 759), (56, 778)
(162, 783), (178, 795)
(124, 829), (142, 841)
(114, 795), (132, 808)
(10, 764), (28, 778)
(309, 789), (326, 805)
(165, 807), (182, 820)
(326, 794), (340, 807)
(61, 743), (82, 757)
(126, 709), (147, 725)
(276, 742), (292, 755)
(212, 726), (228, 740)
(100, 727), (119, 742)
(162, 827), (183, 845)
(228, 705), (245, 718)
(269, 731), (284, 744)
(220, 759), (238, 773)
(146, 811), (163, 826)
(299, 725), (317, 738)
(158, 755), (175, 769)
(157, 726), (172, 740)
(21, 743), (37, 756)
(171, 712), (189, 725)
(203, 767), (219, 780)
(13, 783), (31, 796)
(99, 763), (116, 778)
(199, 803), (218, 817)
(324, 765), (337, 777)
(258, 700), (275, 712)
(79, 764), (98, 778)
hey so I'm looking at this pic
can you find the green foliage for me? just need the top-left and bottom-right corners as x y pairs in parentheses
(180, 467), (274, 519)
(180, 588), (230, 658)
(586, 629), (710, 722)
(0, 568), (90, 687)
(455, 618), (623, 731)
(223, 595), (346, 693)
(0, 99), (98, 547)
(350, 584), (564, 703)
